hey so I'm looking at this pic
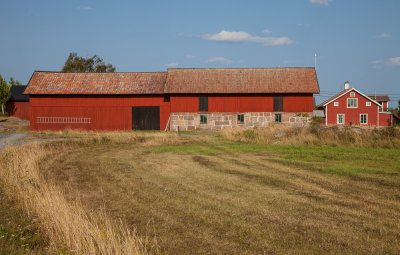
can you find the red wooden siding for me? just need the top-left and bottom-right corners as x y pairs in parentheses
(6, 102), (30, 120)
(379, 113), (392, 127)
(30, 95), (170, 131)
(171, 94), (313, 113)
(325, 91), (379, 126)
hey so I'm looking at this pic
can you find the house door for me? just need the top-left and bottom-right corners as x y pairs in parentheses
(132, 106), (160, 130)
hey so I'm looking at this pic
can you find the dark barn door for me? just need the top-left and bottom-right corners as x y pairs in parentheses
(132, 106), (160, 130)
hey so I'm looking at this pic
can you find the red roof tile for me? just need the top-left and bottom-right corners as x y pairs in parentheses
(25, 68), (320, 95)
(367, 95), (390, 102)
(24, 72), (167, 94)
(165, 68), (319, 94)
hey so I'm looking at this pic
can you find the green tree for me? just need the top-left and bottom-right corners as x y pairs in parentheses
(0, 75), (10, 115)
(9, 77), (21, 86)
(61, 52), (116, 73)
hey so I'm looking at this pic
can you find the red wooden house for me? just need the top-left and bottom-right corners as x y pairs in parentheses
(6, 85), (30, 120)
(318, 82), (393, 127)
(24, 68), (320, 131)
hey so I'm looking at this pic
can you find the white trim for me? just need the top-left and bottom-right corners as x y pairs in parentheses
(325, 105), (328, 126)
(334, 102), (339, 106)
(350, 92), (355, 97)
(337, 114), (345, 125)
(366, 102), (371, 106)
(347, 98), (358, 108)
(360, 114), (368, 124)
(321, 88), (381, 107)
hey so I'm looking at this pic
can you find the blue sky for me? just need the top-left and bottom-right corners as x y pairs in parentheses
(1, 0), (399, 106)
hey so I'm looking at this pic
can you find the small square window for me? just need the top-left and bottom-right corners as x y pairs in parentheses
(350, 92), (355, 97)
(366, 102), (371, 106)
(334, 102), (339, 106)
(200, 114), (208, 124)
(237, 114), (244, 124)
(275, 113), (282, 123)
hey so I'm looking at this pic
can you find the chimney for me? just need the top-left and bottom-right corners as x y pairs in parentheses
(344, 81), (350, 90)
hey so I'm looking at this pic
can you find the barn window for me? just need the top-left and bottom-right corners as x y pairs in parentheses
(200, 114), (208, 124)
(337, 114), (345, 124)
(237, 114), (244, 124)
(273, 96), (283, 112)
(366, 102), (371, 106)
(347, 98), (358, 108)
(350, 92), (355, 97)
(275, 113), (282, 123)
(360, 114), (368, 124)
(199, 97), (208, 111)
(334, 102), (339, 107)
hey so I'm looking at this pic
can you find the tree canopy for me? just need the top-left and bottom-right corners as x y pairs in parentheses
(61, 52), (116, 73)
(0, 75), (21, 114)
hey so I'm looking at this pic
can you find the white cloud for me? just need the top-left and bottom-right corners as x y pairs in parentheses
(77, 6), (92, 11)
(207, 57), (233, 64)
(262, 29), (272, 34)
(389, 57), (400, 66)
(203, 30), (293, 46)
(370, 57), (400, 68)
(376, 33), (391, 38)
(164, 62), (178, 68)
(177, 32), (184, 36)
(309, 0), (333, 5)
(185, 55), (195, 59)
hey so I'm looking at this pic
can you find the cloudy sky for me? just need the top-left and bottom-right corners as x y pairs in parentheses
(1, 0), (399, 106)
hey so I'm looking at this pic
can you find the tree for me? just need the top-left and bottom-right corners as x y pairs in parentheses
(61, 52), (116, 73)
(0, 75), (21, 115)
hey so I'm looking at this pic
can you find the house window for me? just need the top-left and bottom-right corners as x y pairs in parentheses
(199, 97), (208, 111)
(350, 92), (355, 97)
(337, 114), (345, 125)
(200, 114), (208, 124)
(275, 113), (282, 123)
(334, 102), (339, 107)
(237, 114), (244, 124)
(273, 96), (283, 112)
(347, 98), (358, 108)
(366, 102), (371, 106)
(360, 114), (368, 124)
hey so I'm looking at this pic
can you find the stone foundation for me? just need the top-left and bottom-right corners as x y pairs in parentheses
(169, 112), (312, 131)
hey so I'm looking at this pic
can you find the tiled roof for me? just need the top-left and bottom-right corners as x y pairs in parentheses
(165, 68), (319, 94)
(25, 68), (320, 95)
(24, 72), (167, 94)
(367, 95), (390, 102)
(9, 85), (29, 101)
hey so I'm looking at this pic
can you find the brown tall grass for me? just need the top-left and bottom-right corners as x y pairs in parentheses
(220, 124), (400, 148)
(0, 141), (153, 254)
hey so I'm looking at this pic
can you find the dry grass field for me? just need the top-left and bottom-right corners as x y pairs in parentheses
(1, 127), (400, 254)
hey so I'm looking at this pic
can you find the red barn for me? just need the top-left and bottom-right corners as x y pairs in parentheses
(24, 68), (320, 131)
(6, 85), (30, 120)
(318, 82), (393, 127)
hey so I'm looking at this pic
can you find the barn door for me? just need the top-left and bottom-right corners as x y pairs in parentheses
(132, 106), (160, 130)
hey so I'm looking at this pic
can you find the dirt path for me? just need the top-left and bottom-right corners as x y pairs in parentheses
(0, 133), (31, 150)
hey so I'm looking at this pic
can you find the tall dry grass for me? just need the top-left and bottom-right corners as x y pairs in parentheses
(220, 124), (400, 148)
(0, 141), (153, 255)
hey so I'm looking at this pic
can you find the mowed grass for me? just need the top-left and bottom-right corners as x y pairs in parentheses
(38, 135), (400, 254)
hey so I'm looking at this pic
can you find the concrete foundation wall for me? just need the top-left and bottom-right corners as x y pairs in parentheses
(170, 112), (312, 131)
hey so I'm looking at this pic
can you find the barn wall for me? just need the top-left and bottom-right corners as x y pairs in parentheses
(29, 95), (170, 131)
(326, 91), (379, 126)
(379, 113), (392, 127)
(6, 101), (30, 120)
(171, 94), (314, 113)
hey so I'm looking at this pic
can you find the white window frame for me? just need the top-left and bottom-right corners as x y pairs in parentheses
(366, 102), (371, 106)
(347, 98), (358, 108)
(334, 102), (339, 107)
(337, 114), (345, 125)
(350, 92), (355, 97)
(360, 114), (368, 124)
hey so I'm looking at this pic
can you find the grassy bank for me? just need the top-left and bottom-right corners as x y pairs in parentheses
(37, 134), (400, 254)
(220, 124), (400, 148)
